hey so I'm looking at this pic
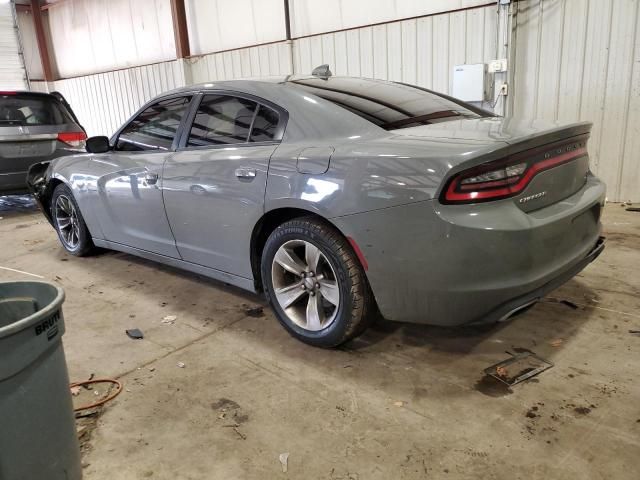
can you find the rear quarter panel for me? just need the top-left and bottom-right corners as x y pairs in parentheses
(265, 135), (509, 218)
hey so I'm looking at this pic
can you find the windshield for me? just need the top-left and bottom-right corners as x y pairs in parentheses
(0, 93), (74, 127)
(286, 77), (488, 130)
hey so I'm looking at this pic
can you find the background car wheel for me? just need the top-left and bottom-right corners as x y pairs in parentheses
(261, 217), (374, 348)
(51, 183), (95, 256)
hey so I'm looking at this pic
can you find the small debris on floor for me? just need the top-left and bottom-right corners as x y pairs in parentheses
(484, 351), (553, 387)
(233, 427), (247, 440)
(560, 300), (578, 309)
(550, 339), (564, 347)
(279, 452), (289, 473)
(629, 329), (640, 336)
(393, 401), (404, 407)
(125, 328), (144, 340)
(162, 315), (177, 324)
(244, 305), (264, 317)
(574, 406), (592, 415)
(544, 297), (579, 309)
(176, 362), (185, 368)
(71, 386), (82, 396)
(525, 406), (539, 418)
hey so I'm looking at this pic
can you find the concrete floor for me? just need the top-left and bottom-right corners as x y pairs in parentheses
(1, 197), (639, 480)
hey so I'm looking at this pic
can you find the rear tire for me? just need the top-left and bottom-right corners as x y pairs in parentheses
(51, 184), (95, 256)
(261, 217), (374, 348)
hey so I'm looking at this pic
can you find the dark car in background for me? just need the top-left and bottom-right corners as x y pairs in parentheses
(0, 91), (85, 195)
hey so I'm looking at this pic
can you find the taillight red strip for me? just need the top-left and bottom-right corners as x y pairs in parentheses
(57, 132), (87, 143)
(445, 147), (587, 202)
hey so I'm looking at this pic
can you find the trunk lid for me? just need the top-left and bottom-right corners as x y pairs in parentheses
(390, 117), (592, 211)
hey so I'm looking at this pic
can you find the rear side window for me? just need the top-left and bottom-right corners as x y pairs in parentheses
(0, 93), (73, 126)
(250, 105), (279, 142)
(116, 96), (191, 151)
(187, 95), (257, 146)
(286, 77), (486, 130)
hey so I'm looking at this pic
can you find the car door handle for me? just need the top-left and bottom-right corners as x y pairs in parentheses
(235, 167), (256, 180)
(145, 173), (159, 185)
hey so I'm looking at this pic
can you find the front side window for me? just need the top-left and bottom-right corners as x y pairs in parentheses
(116, 96), (191, 151)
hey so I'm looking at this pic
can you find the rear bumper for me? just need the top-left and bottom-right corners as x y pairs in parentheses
(332, 174), (606, 326)
(474, 235), (604, 324)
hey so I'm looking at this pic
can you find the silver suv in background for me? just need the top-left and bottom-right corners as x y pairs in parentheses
(0, 91), (85, 195)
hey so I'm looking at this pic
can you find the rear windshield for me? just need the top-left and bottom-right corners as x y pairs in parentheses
(0, 93), (74, 127)
(286, 77), (487, 130)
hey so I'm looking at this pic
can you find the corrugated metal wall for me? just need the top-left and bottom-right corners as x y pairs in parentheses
(292, 7), (497, 97)
(0, 3), (27, 90)
(511, 0), (640, 202)
(46, 0), (176, 78)
(185, 0), (286, 55)
(189, 42), (292, 83)
(289, 0), (494, 38)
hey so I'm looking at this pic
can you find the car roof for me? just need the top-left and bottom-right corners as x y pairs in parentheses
(164, 75), (314, 96)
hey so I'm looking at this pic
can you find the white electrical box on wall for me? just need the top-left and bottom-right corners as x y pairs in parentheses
(452, 64), (486, 102)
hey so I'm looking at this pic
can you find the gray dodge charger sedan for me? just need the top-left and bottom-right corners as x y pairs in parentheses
(28, 71), (605, 347)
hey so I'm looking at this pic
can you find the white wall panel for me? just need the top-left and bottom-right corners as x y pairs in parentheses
(292, 5), (497, 98)
(47, 0), (175, 78)
(189, 42), (291, 83)
(289, 0), (494, 38)
(511, 0), (640, 202)
(16, 11), (42, 80)
(0, 3), (27, 90)
(185, 0), (285, 55)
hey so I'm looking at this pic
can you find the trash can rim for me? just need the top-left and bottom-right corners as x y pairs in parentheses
(0, 281), (65, 338)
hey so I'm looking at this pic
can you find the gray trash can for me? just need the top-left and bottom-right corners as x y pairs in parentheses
(0, 281), (82, 480)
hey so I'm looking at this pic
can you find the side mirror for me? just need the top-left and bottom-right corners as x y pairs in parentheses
(86, 136), (111, 153)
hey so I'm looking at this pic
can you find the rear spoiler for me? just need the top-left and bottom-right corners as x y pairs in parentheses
(50, 91), (86, 134)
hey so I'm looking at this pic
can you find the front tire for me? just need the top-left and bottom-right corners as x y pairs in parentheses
(51, 184), (95, 256)
(261, 217), (374, 348)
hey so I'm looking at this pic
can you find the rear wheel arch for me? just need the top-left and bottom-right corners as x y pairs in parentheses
(250, 208), (367, 292)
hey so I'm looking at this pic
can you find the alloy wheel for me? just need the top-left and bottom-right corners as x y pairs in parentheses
(55, 194), (80, 249)
(271, 239), (340, 331)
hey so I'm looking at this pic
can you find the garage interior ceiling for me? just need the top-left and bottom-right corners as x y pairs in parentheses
(12, 0), (640, 202)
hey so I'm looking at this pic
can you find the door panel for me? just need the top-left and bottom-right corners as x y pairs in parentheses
(92, 151), (179, 257)
(162, 144), (276, 277)
(90, 95), (192, 257)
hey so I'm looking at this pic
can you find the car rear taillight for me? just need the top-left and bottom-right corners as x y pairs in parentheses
(441, 142), (588, 204)
(57, 131), (87, 148)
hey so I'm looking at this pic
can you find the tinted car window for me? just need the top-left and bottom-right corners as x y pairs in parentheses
(249, 105), (279, 142)
(0, 93), (74, 126)
(286, 77), (486, 130)
(116, 96), (191, 151)
(188, 95), (258, 146)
